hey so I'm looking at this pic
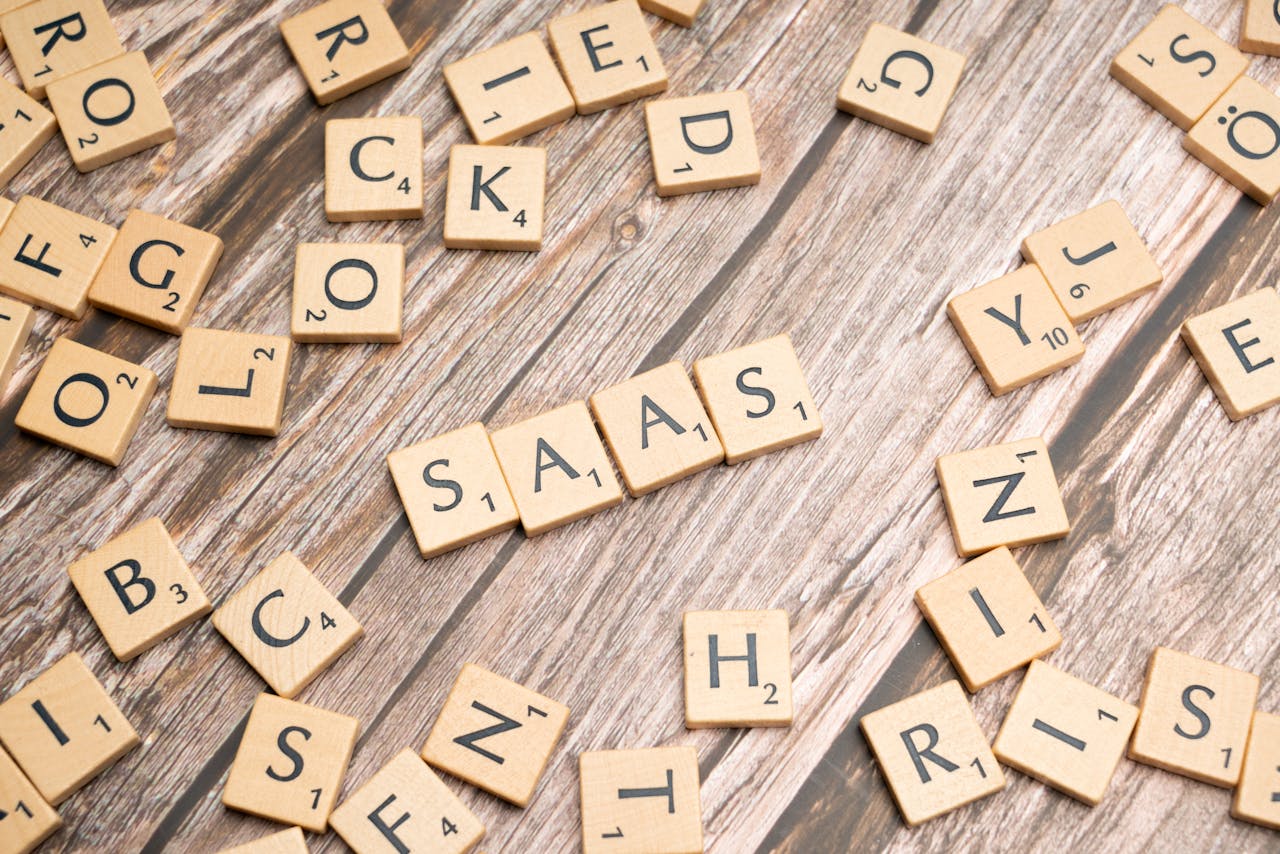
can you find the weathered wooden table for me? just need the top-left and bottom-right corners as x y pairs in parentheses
(2, 0), (1278, 850)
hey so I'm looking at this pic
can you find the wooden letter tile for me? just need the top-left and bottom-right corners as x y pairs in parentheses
(444, 144), (545, 250)
(387, 422), (519, 558)
(0, 295), (35, 393)
(589, 361), (723, 496)
(692, 334), (821, 464)
(0, 195), (117, 318)
(15, 337), (156, 465)
(291, 242), (403, 343)
(579, 746), (702, 854)
(489, 401), (623, 536)
(0, 80), (56, 185)
(682, 609), (791, 729)
(67, 517), (211, 661)
(935, 436), (1069, 557)
(1233, 711), (1280, 829)
(947, 265), (1084, 396)
(280, 0), (411, 105)
(443, 31), (575, 145)
(992, 660), (1138, 805)
(644, 90), (760, 197)
(0, 747), (60, 854)
(1110, 5), (1247, 130)
(836, 24), (966, 143)
(325, 116), (423, 222)
(330, 748), (484, 854)
(1182, 287), (1280, 420)
(421, 663), (570, 807)
(1242, 0), (1280, 56)
(1, 0), (124, 100)
(860, 680), (1004, 827)
(216, 826), (309, 854)
(223, 693), (360, 832)
(1185, 76), (1280, 204)
(914, 546), (1061, 692)
(46, 51), (174, 172)
(547, 0), (668, 114)
(1129, 647), (1259, 787)
(211, 552), (363, 699)
(89, 209), (223, 334)
(638, 0), (706, 28)
(0, 653), (138, 805)
(1020, 200), (1163, 323)
(167, 328), (292, 436)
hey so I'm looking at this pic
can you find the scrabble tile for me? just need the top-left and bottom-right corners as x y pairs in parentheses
(46, 51), (174, 172)
(291, 242), (403, 343)
(0, 0), (32, 48)
(489, 401), (624, 536)
(0, 295), (35, 393)
(1233, 711), (1280, 829)
(589, 361), (723, 496)
(682, 609), (791, 729)
(1110, 5), (1247, 130)
(1129, 647), (1259, 787)
(691, 334), (821, 464)
(1020, 201), (1163, 323)
(914, 547), (1060, 692)
(836, 24), (966, 143)
(279, 0), (411, 105)
(0, 653), (138, 805)
(0, 80), (56, 185)
(992, 660), (1138, 805)
(936, 436), (1069, 557)
(443, 31), (575, 145)
(421, 663), (570, 807)
(1182, 287), (1280, 420)
(547, 0), (668, 115)
(1185, 76), (1280, 204)
(443, 144), (545, 250)
(167, 328), (293, 436)
(579, 746), (702, 854)
(330, 748), (484, 854)
(15, 337), (157, 466)
(224, 693), (360, 832)
(0, 195), (14, 226)
(325, 116), (422, 223)
(644, 90), (760, 197)
(216, 826), (309, 854)
(1242, 0), (1280, 56)
(211, 552), (363, 699)
(860, 680), (1004, 827)
(0, 195), (117, 318)
(637, 0), (706, 27)
(88, 209), (223, 334)
(1, 0), (124, 100)
(0, 747), (60, 854)
(387, 422), (520, 559)
(947, 265), (1084, 396)
(67, 517), (211, 661)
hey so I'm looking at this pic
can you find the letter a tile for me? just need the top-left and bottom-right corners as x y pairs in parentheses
(0, 747), (60, 854)
(443, 31), (574, 145)
(1185, 76), (1280, 204)
(579, 746), (702, 854)
(489, 401), (624, 536)
(211, 552), (363, 699)
(330, 748), (484, 854)
(0, 653), (139, 805)
(644, 90), (759, 197)
(1182, 287), (1280, 419)
(280, 0), (411, 105)
(682, 610), (792, 728)
(1233, 711), (1280, 829)
(67, 517), (211, 661)
(444, 144), (545, 250)
(1129, 647), (1259, 787)
(548, 0), (668, 115)
(935, 436), (1069, 557)
(860, 680), (1004, 827)
(421, 663), (570, 807)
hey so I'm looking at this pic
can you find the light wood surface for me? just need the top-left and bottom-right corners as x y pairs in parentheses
(1, 0), (1279, 851)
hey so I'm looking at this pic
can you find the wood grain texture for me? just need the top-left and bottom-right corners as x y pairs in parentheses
(1, 0), (1278, 851)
